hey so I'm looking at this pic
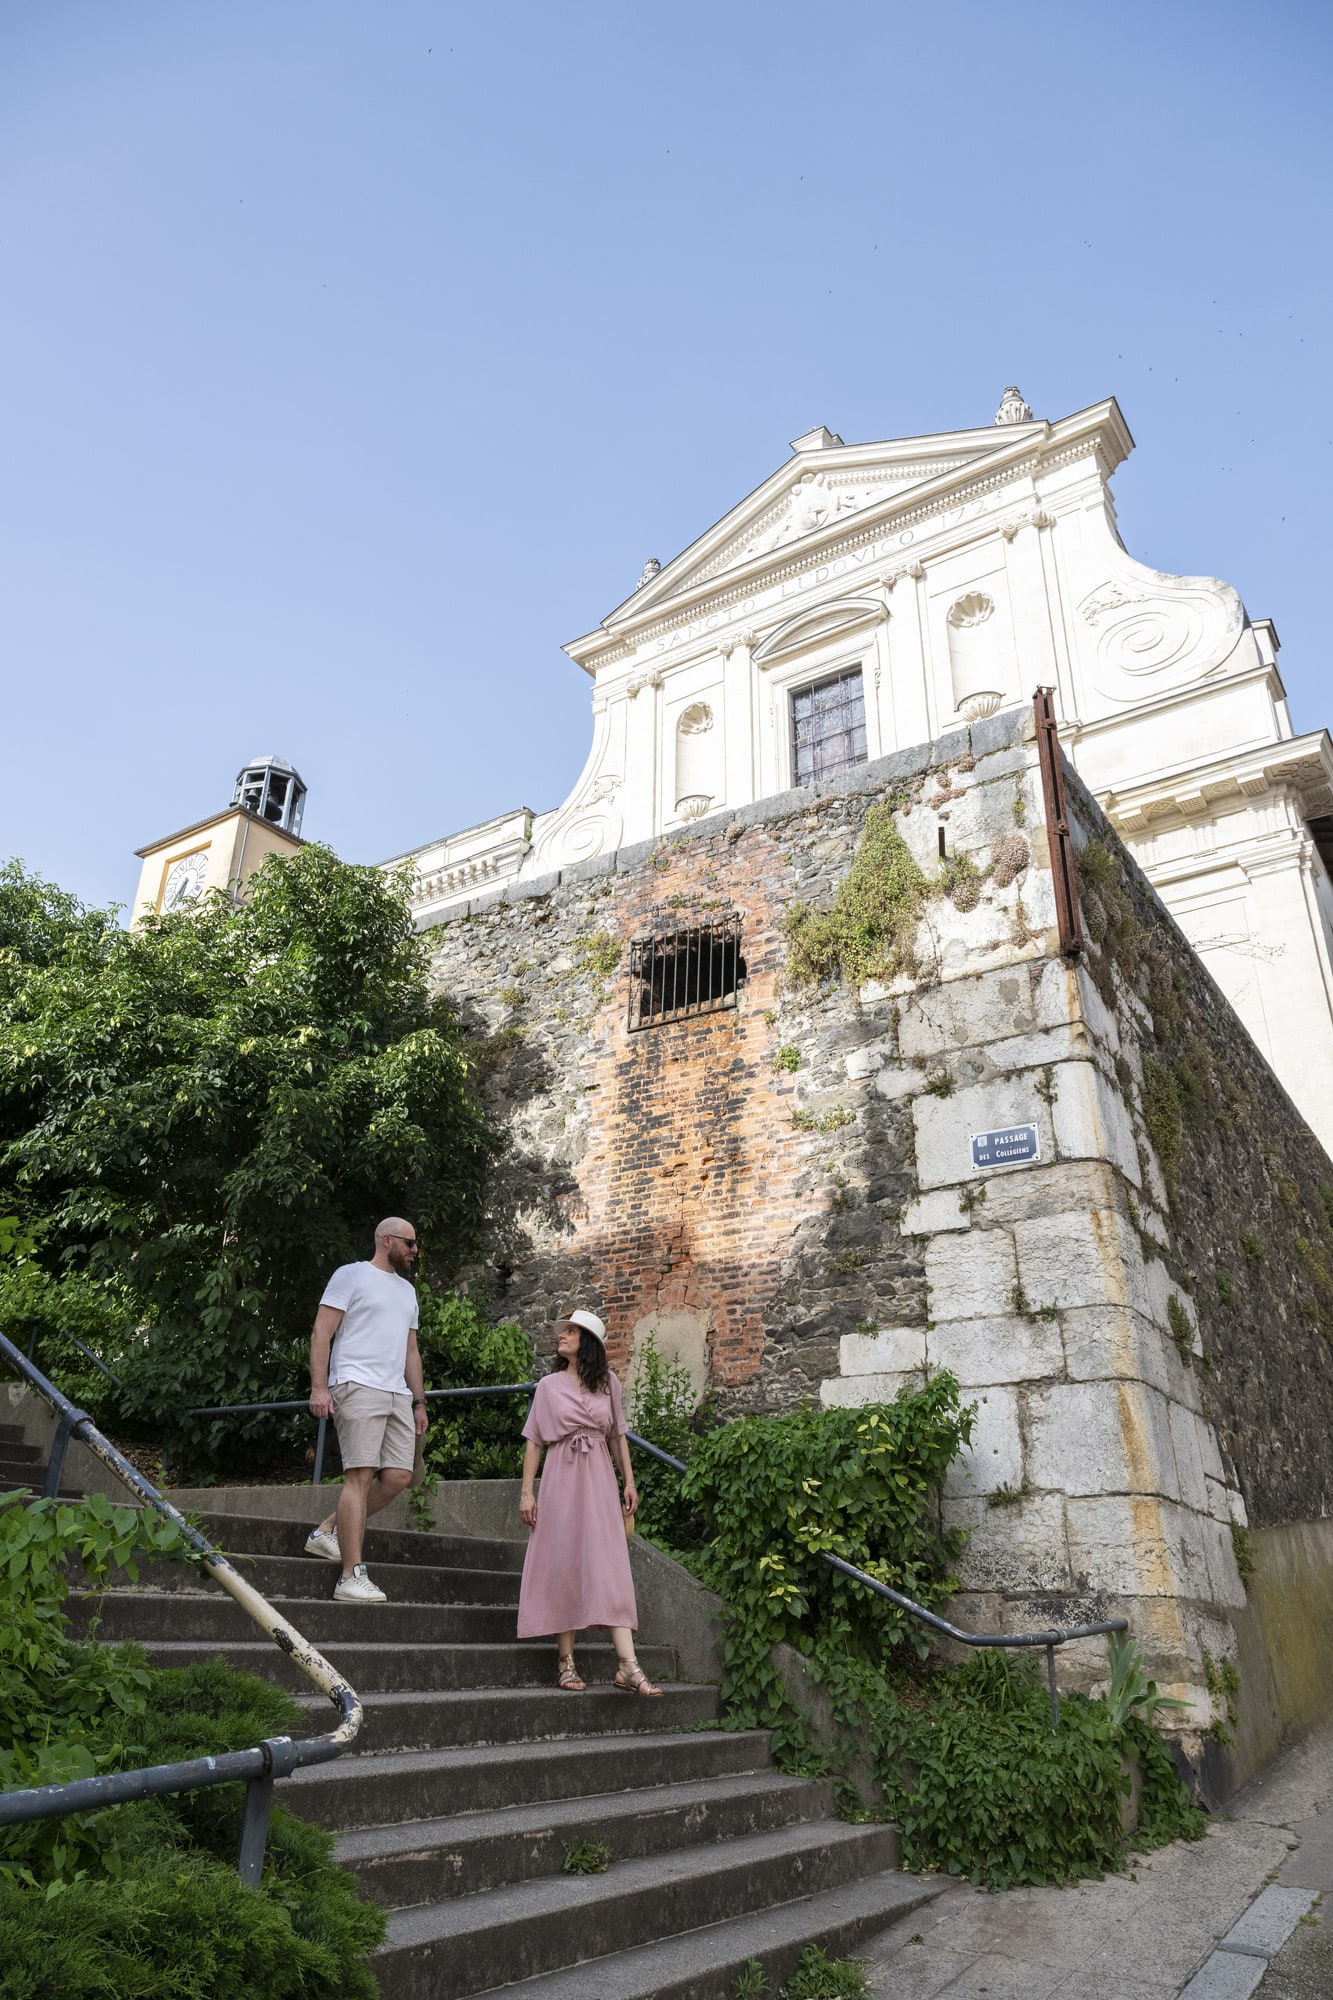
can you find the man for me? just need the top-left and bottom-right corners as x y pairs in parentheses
(305, 1216), (429, 1603)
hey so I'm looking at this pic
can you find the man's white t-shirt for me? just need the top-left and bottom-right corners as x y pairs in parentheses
(322, 1262), (419, 1395)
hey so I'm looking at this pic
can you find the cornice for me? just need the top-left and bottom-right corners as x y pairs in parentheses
(135, 807), (304, 860)
(1097, 730), (1333, 834)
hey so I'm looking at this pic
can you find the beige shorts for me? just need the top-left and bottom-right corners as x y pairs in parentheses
(330, 1382), (416, 1474)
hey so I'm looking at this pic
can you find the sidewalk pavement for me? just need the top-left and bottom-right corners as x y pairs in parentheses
(863, 1725), (1333, 1999)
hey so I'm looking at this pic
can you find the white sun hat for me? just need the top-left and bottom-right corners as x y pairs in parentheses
(567, 1309), (607, 1345)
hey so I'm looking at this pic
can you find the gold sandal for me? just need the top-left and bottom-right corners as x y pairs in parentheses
(557, 1654), (586, 1691)
(614, 1659), (663, 1696)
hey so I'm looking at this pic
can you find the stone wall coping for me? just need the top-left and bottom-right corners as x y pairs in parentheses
(420, 706), (1032, 931)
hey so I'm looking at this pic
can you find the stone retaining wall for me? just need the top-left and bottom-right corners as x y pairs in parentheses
(424, 704), (1333, 1782)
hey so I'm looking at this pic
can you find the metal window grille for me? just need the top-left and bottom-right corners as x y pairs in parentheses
(791, 667), (868, 787)
(627, 916), (746, 1031)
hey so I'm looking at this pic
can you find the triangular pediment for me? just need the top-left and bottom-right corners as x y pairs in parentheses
(620, 422), (1033, 617)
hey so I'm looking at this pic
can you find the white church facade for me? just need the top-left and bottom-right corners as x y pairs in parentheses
(387, 388), (1333, 1156)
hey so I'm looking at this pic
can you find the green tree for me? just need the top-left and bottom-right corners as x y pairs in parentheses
(0, 850), (494, 1466)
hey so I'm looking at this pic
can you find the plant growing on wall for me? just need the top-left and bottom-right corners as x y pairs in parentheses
(783, 804), (926, 987)
(640, 1376), (1203, 1887)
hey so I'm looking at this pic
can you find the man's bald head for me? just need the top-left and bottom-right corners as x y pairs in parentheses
(375, 1217), (415, 1248)
(373, 1217), (419, 1276)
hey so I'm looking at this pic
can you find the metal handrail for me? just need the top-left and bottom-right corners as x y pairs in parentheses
(26, 1359), (1128, 1733)
(25, 1315), (124, 1391)
(186, 1381), (539, 1487)
(0, 1329), (364, 1883)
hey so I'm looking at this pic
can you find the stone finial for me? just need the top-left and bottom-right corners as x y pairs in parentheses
(637, 558), (662, 588)
(994, 386), (1033, 426)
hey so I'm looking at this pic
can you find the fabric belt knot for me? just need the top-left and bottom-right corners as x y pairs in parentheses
(563, 1429), (602, 1458)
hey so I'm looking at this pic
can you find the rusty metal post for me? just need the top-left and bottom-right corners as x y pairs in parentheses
(1033, 687), (1083, 957)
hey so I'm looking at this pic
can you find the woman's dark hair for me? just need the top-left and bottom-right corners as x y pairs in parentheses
(553, 1324), (610, 1396)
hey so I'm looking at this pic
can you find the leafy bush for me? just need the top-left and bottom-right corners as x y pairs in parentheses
(416, 1287), (533, 1481)
(0, 851), (495, 1478)
(626, 1334), (710, 1547)
(0, 1491), (382, 1994)
(868, 1648), (1202, 1887)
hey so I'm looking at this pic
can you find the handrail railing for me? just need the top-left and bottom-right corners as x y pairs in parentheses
(16, 1359), (1128, 1736)
(0, 1329), (364, 1883)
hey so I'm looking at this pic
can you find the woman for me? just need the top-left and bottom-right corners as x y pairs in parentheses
(517, 1309), (663, 1695)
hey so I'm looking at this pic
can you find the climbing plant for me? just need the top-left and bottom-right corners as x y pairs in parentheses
(641, 1375), (1205, 1887)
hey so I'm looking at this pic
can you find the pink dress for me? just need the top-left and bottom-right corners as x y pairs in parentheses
(516, 1369), (638, 1638)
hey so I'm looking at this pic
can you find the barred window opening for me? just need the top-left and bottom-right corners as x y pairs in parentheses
(791, 667), (867, 787)
(628, 916), (746, 1031)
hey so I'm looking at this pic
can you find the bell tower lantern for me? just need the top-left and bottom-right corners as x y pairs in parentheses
(231, 755), (307, 836)
(130, 753), (309, 923)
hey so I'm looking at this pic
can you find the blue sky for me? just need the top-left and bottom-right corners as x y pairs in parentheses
(2, 1), (1329, 911)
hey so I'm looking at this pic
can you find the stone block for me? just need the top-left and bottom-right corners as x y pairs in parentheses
(944, 1385), (1024, 1498)
(914, 1078), (1055, 1190)
(1059, 1305), (1173, 1396)
(924, 1228), (1017, 1322)
(1049, 1058), (1142, 1184)
(927, 1312), (1062, 1386)
(614, 838), (657, 872)
(1167, 1398), (1210, 1514)
(1027, 1378), (1183, 1500)
(838, 1327), (926, 1376)
(949, 1490), (1070, 1593)
(504, 871), (559, 903)
(1066, 1494), (1211, 1601)
(1012, 1207), (1150, 1314)
(898, 967), (1038, 1058)
(843, 1037), (892, 1081)
(968, 708), (1028, 757)
(985, 1025), (1086, 1072)
(1031, 957), (1080, 1030)
(901, 1189), (970, 1235)
(1197, 1419), (1226, 1486)
(1075, 964), (1121, 1053)
(1199, 1510), (1247, 1610)
(559, 853), (616, 886)
(873, 1063), (925, 1102)
(820, 1371), (917, 1408)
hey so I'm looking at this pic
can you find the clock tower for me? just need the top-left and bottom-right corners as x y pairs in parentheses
(131, 755), (307, 923)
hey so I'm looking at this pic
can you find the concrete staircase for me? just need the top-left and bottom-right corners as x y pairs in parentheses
(0, 1418), (82, 1499)
(68, 1504), (940, 1997)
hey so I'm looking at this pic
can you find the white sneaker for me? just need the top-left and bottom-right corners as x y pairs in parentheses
(304, 1526), (341, 1563)
(334, 1564), (387, 1604)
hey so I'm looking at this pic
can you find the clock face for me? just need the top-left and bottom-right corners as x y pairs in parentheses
(162, 851), (209, 911)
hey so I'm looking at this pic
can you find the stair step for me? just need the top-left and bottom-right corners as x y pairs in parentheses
(133, 1549), (521, 1603)
(141, 1638), (677, 1694)
(0, 1475), (81, 1499)
(337, 1771), (837, 1906)
(0, 1422), (24, 1443)
(199, 1511), (525, 1572)
(376, 1822), (902, 1999)
(71, 1593), (521, 1644)
(284, 1728), (774, 1828)
(294, 1682), (721, 1755)
(462, 1867), (943, 2000)
(0, 1443), (43, 1468)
